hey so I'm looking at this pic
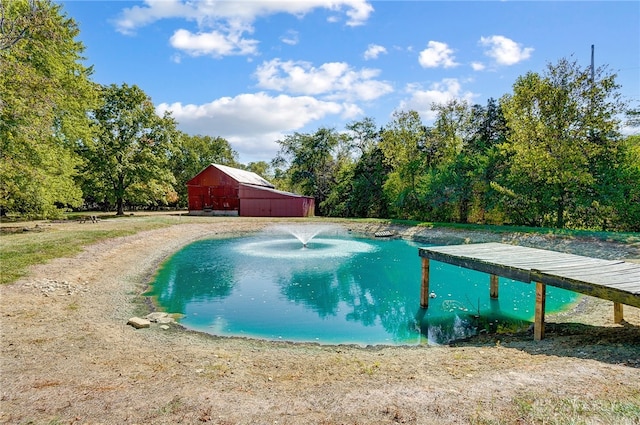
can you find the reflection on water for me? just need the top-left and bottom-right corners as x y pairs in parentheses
(147, 233), (578, 345)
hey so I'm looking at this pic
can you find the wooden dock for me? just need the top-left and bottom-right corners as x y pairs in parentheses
(418, 242), (640, 340)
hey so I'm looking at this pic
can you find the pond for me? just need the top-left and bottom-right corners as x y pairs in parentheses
(146, 225), (578, 345)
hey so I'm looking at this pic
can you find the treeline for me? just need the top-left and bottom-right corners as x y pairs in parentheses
(1, 0), (639, 231)
(265, 59), (640, 232)
(273, 91), (639, 231)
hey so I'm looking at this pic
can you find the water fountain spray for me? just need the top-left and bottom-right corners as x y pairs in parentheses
(270, 224), (341, 248)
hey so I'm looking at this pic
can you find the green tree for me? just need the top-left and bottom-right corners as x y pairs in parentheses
(427, 99), (509, 223)
(321, 119), (380, 217)
(322, 118), (391, 218)
(81, 83), (177, 215)
(499, 57), (626, 228)
(320, 161), (355, 217)
(465, 99), (508, 223)
(379, 110), (428, 219)
(244, 161), (272, 179)
(423, 99), (475, 222)
(614, 135), (640, 230)
(0, 0), (96, 217)
(429, 99), (473, 162)
(349, 147), (391, 218)
(1, 0), (42, 50)
(273, 127), (339, 215)
(169, 133), (237, 207)
(345, 117), (378, 156)
(578, 134), (640, 231)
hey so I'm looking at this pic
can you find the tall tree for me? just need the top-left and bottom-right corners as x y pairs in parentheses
(344, 117), (378, 156)
(429, 99), (473, 162)
(349, 146), (391, 218)
(1, 0), (43, 50)
(320, 161), (355, 217)
(82, 83), (177, 215)
(273, 127), (339, 215)
(322, 118), (391, 218)
(499, 57), (626, 228)
(0, 0), (96, 217)
(379, 110), (428, 219)
(423, 99), (476, 222)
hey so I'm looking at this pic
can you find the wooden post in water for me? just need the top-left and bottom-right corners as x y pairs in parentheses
(490, 274), (499, 299)
(534, 282), (546, 341)
(613, 302), (624, 324)
(420, 258), (430, 309)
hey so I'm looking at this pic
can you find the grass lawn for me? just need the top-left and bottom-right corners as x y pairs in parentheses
(0, 214), (179, 285)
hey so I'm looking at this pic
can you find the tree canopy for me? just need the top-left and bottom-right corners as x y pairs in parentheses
(498, 58), (627, 228)
(80, 83), (177, 215)
(273, 128), (340, 216)
(1, 0), (96, 217)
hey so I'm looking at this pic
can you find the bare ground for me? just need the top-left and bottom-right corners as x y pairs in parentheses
(1, 217), (639, 424)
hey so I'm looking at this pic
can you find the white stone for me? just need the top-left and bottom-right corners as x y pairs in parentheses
(127, 317), (151, 329)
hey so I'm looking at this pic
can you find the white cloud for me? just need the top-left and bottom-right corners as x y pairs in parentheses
(113, 0), (193, 35)
(471, 62), (485, 71)
(364, 44), (387, 60)
(397, 78), (477, 121)
(341, 0), (375, 27)
(157, 93), (359, 162)
(341, 103), (365, 120)
(479, 35), (533, 66)
(170, 28), (258, 57)
(280, 30), (299, 46)
(116, 0), (374, 32)
(254, 59), (393, 102)
(115, 1), (373, 58)
(418, 41), (458, 69)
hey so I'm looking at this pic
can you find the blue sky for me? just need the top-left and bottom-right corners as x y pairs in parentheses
(59, 1), (640, 164)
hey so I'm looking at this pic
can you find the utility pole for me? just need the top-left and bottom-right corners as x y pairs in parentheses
(591, 44), (595, 83)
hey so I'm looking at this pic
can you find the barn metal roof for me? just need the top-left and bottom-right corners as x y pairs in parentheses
(211, 164), (274, 188)
(240, 183), (311, 198)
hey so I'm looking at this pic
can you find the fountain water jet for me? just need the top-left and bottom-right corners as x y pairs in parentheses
(235, 224), (374, 260)
(269, 224), (342, 247)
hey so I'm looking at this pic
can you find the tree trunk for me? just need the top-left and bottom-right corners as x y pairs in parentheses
(458, 197), (470, 223)
(556, 197), (565, 228)
(116, 175), (125, 216)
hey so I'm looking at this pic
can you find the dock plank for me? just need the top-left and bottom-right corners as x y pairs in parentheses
(418, 242), (640, 324)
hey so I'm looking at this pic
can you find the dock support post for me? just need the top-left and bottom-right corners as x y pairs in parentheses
(534, 282), (546, 341)
(420, 258), (430, 309)
(613, 302), (624, 324)
(490, 274), (499, 299)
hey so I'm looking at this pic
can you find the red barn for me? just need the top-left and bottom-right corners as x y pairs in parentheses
(186, 164), (314, 217)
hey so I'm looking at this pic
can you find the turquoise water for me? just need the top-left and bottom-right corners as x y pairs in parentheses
(147, 231), (578, 345)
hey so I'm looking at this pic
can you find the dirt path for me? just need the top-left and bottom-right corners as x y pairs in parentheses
(1, 219), (639, 424)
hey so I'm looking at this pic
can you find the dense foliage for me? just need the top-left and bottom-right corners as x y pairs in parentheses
(1, 0), (95, 217)
(80, 83), (180, 215)
(1, 0), (638, 231)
